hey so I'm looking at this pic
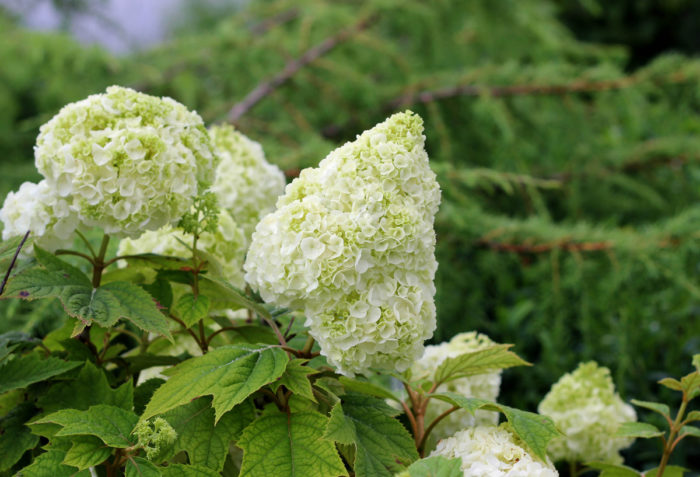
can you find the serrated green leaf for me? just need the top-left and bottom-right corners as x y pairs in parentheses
(16, 449), (89, 477)
(616, 422), (664, 439)
(142, 344), (288, 423)
(33, 247), (88, 279)
(158, 397), (255, 471)
(33, 405), (138, 448)
(160, 464), (221, 477)
(100, 281), (171, 339)
(658, 378), (684, 391)
(0, 403), (40, 472)
(0, 353), (81, 394)
(142, 279), (174, 311)
(220, 325), (278, 345)
(434, 345), (530, 384)
(630, 399), (670, 419)
(173, 293), (211, 327)
(135, 378), (166, 415)
(324, 394), (417, 476)
(126, 456), (162, 477)
(120, 253), (191, 270)
(38, 361), (133, 413)
(198, 276), (268, 316)
(680, 425), (700, 438)
(431, 392), (559, 461)
(644, 465), (686, 477)
(586, 461), (640, 477)
(239, 411), (348, 477)
(273, 359), (318, 402)
(403, 455), (463, 477)
(338, 376), (401, 402)
(62, 436), (112, 470)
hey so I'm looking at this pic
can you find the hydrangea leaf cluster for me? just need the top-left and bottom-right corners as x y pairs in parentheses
(1, 86), (218, 244)
(244, 111), (441, 375)
(412, 332), (502, 445)
(118, 209), (246, 288)
(209, 124), (286, 239)
(538, 361), (637, 464)
(431, 425), (559, 477)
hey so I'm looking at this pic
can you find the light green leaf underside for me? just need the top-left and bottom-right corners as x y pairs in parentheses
(324, 394), (417, 477)
(33, 404), (139, 448)
(0, 353), (81, 394)
(431, 392), (559, 461)
(142, 344), (288, 423)
(403, 455), (464, 477)
(238, 411), (348, 477)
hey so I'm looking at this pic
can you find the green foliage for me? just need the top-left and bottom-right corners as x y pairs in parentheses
(238, 411), (348, 477)
(400, 456), (463, 477)
(433, 344), (530, 384)
(0, 353), (80, 394)
(324, 394), (418, 476)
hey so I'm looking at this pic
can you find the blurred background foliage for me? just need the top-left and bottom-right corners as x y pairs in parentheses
(0, 0), (699, 472)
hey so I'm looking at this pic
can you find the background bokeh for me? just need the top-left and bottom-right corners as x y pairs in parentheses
(1, 0), (699, 473)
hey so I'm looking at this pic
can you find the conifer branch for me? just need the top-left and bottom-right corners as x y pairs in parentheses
(227, 15), (374, 123)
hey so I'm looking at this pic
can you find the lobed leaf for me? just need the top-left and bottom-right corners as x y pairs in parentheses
(324, 394), (417, 476)
(273, 359), (318, 402)
(238, 411), (347, 477)
(0, 353), (81, 394)
(62, 436), (112, 471)
(141, 344), (288, 423)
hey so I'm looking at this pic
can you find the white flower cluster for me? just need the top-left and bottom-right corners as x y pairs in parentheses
(118, 210), (246, 288)
(209, 124), (286, 239)
(244, 111), (441, 375)
(431, 426), (558, 477)
(2, 86), (218, 244)
(538, 361), (637, 464)
(412, 332), (502, 446)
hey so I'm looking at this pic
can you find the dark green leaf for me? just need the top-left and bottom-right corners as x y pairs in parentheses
(159, 397), (255, 471)
(403, 455), (463, 477)
(434, 345), (530, 384)
(0, 353), (81, 394)
(173, 293), (211, 327)
(238, 411), (348, 477)
(142, 344), (288, 423)
(586, 461), (641, 477)
(273, 359), (318, 402)
(0, 403), (39, 472)
(134, 379), (166, 416)
(120, 253), (191, 270)
(338, 376), (401, 402)
(160, 464), (221, 477)
(142, 279), (174, 311)
(15, 449), (89, 477)
(616, 422), (665, 439)
(33, 405), (139, 448)
(324, 394), (417, 476)
(126, 456), (162, 477)
(100, 281), (172, 339)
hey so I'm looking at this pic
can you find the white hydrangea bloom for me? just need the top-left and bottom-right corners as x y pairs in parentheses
(0, 180), (78, 252)
(412, 332), (501, 446)
(209, 124), (286, 239)
(431, 425), (558, 477)
(244, 111), (441, 375)
(34, 85), (218, 237)
(538, 361), (636, 464)
(118, 210), (246, 288)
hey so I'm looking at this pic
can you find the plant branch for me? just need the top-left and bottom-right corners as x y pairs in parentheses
(55, 249), (96, 265)
(227, 15), (373, 122)
(418, 405), (458, 453)
(0, 231), (30, 296)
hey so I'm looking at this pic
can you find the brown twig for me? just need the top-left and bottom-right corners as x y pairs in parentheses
(0, 231), (30, 296)
(227, 15), (374, 123)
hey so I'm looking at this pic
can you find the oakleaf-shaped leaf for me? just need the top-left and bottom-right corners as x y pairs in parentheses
(431, 392), (559, 461)
(0, 402), (39, 472)
(62, 436), (111, 471)
(434, 345), (530, 384)
(0, 353), (81, 394)
(402, 455), (464, 477)
(616, 422), (664, 439)
(238, 411), (348, 477)
(100, 281), (171, 338)
(160, 464), (220, 477)
(630, 400), (670, 419)
(173, 293), (211, 327)
(142, 344), (288, 423)
(273, 359), (318, 402)
(126, 456), (161, 477)
(33, 405), (138, 448)
(158, 397), (255, 471)
(324, 394), (417, 476)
